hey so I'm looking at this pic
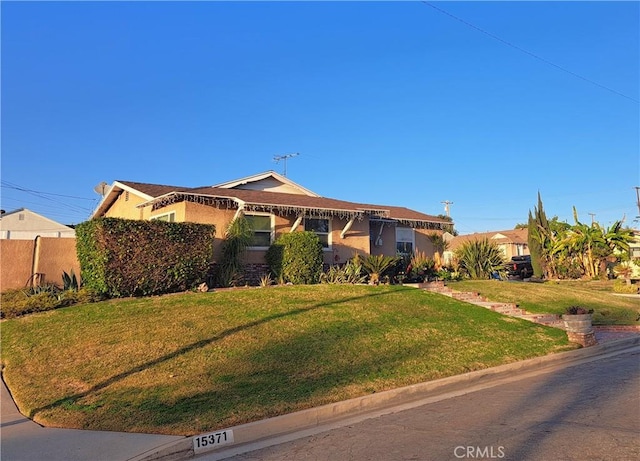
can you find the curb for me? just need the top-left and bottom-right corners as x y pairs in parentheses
(130, 335), (640, 461)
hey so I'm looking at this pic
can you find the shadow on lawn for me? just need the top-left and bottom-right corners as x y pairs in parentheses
(29, 287), (417, 421)
(110, 316), (436, 433)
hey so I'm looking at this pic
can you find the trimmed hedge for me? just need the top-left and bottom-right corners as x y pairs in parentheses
(266, 231), (323, 285)
(75, 218), (215, 297)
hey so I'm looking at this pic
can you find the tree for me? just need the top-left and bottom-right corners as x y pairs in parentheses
(528, 192), (556, 278)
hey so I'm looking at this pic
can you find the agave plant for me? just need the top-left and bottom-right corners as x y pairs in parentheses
(62, 270), (79, 291)
(361, 254), (401, 285)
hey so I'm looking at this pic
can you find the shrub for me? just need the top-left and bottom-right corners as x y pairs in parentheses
(455, 238), (505, 280)
(216, 215), (253, 287)
(320, 255), (367, 284)
(0, 287), (103, 319)
(266, 232), (323, 285)
(613, 279), (639, 294)
(361, 254), (401, 285)
(75, 218), (215, 297)
(565, 305), (594, 315)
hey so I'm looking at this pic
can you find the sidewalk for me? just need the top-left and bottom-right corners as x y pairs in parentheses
(2, 335), (638, 461)
(0, 378), (185, 461)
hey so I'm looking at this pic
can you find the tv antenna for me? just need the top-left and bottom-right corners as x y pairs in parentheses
(273, 153), (299, 176)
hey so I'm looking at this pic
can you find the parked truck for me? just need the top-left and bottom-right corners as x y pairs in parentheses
(505, 255), (534, 279)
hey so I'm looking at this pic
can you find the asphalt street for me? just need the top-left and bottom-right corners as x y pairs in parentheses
(206, 348), (640, 461)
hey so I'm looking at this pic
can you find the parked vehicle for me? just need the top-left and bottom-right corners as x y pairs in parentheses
(505, 255), (533, 279)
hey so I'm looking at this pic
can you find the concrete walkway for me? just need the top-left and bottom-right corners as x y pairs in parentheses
(1, 378), (185, 461)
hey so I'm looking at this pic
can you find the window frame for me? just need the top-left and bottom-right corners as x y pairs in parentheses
(150, 211), (176, 222)
(395, 227), (415, 257)
(304, 216), (332, 250)
(245, 212), (275, 250)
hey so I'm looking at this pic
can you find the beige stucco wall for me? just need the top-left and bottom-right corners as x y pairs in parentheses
(104, 192), (149, 220)
(1, 240), (35, 291)
(1, 237), (80, 292)
(35, 238), (81, 286)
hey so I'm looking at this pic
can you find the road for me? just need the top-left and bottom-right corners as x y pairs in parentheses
(203, 348), (640, 461)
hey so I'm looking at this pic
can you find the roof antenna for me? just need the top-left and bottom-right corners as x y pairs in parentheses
(273, 153), (299, 177)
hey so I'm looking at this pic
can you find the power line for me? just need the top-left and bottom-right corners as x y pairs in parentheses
(1, 181), (95, 201)
(422, 1), (639, 104)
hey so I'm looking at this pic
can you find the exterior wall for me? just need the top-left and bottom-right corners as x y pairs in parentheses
(34, 238), (81, 286)
(329, 217), (370, 264)
(104, 192), (148, 220)
(1, 240), (35, 291)
(1, 237), (80, 292)
(369, 221), (397, 257)
(182, 201), (235, 261)
(415, 228), (441, 257)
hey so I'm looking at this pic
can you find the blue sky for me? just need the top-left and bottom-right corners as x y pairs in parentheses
(2, 1), (638, 234)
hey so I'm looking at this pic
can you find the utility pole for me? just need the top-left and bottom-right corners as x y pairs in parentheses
(273, 153), (299, 177)
(635, 186), (640, 218)
(588, 212), (596, 225)
(441, 200), (453, 218)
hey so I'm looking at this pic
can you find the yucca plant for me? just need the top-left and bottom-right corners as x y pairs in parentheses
(455, 238), (505, 280)
(361, 254), (401, 285)
(259, 273), (273, 288)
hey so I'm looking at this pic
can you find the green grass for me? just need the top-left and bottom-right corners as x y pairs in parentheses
(449, 279), (640, 325)
(1, 285), (575, 435)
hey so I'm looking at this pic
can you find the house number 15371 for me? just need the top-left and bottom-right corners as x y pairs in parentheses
(193, 429), (234, 453)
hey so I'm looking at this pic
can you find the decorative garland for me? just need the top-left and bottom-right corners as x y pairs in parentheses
(143, 192), (446, 228)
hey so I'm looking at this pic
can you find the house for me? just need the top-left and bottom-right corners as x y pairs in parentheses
(444, 228), (529, 264)
(0, 208), (76, 240)
(91, 171), (451, 268)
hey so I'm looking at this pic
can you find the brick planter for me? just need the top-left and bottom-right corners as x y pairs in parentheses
(563, 313), (597, 347)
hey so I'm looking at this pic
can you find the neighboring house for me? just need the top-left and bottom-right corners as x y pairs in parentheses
(444, 228), (529, 264)
(91, 171), (451, 267)
(0, 208), (76, 240)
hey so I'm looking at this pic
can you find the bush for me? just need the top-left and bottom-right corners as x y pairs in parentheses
(613, 279), (639, 294)
(75, 218), (216, 297)
(1, 287), (103, 319)
(320, 256), (367, 284)
(266, 232), (323, 285)
(455, 238), (505, 280)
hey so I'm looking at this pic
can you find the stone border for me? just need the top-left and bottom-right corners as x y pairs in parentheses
(130, 335), (639, 461)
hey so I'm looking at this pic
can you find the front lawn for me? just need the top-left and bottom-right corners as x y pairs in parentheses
(1, 284), (575, 435)
(449, 279), (640, 325)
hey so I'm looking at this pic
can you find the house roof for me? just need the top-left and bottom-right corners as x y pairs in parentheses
(211, 170), (320, 197)
(448, 228), (529, 251)
(91, 180), (189, 218)
(93, 172), (450, 229)
(0, 208), (75, 232)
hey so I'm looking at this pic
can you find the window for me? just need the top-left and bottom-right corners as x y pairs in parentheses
(151, 212), (176, 222)
(396, 227), (414, 257)
(305, 217), (330, 248)
(245, 214), (273, 248)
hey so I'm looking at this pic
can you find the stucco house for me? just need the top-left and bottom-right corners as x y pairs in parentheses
(444, 228), (529, 264)
(0, 208), (76, 240)
(91, 171), (451, 267)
